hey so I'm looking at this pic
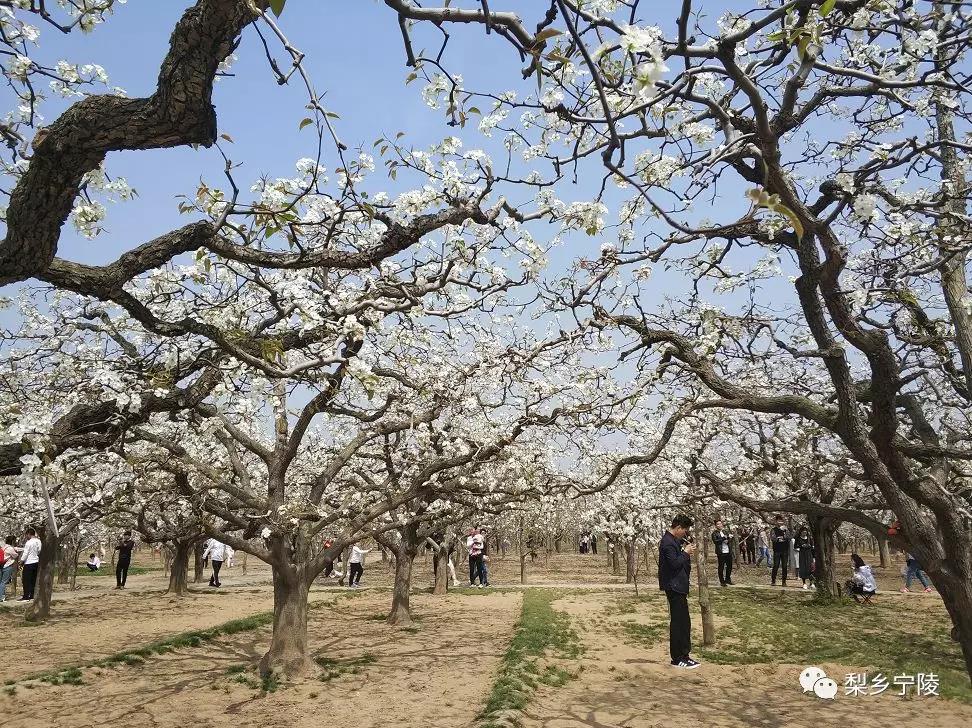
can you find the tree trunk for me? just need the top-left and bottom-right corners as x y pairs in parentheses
(809, 517), (841, 600)
(878, 535), (890, 568)
(611, 539), (621, 576)
(520, 553), (528, 584)
(26, 529), (59, 622)
(387, 550), (415, 627)
(696, 540), (716, 646)
(625, 537), (637, 583)
(193, 540), (205, 583)
(69, 540), (80, 592)
(167, 540), (192, 596)
(162, 546), (173, 577)
(927, 560), (972, 685)
(259, 566), (311, 678)
(433, 546), (449, 595)
(56, 537), (71, 585)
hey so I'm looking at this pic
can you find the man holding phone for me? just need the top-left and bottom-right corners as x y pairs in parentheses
(658, 514), (700, 669)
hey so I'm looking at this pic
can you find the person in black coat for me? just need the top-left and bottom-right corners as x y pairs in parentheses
(795, 526), (815, 590)
(710, 519), (733, 586)
(658, 514), (700, 669)
(770, 515), (790, 586)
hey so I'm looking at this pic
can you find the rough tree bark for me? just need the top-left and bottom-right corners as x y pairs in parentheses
(695, 514), (716, 646)
(809, 516), (841, 600)
(167, 538), (193, 596)
(193, 540), (205, 583)
(0, 0), (265, 285)
(259, 565), (312, 678)
(878, 535), (890, 569)
(388, 550), (416, 627)
(26, 527), (60, 622)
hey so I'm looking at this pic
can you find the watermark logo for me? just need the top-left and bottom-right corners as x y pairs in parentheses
(800, 667), (940, 699)
(800, 666), (838, 699)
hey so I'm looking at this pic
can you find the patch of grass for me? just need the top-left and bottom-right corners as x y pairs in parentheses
(225, 664), (249, 675)
(76, 565), (155, 578)
(38, 666), (83, 686)
(315, 653), (378, 682)
(259, 670), (280, 694)
(698, 588), (971, 703)
(4, 686), (15, 696)
(619, 619), (666, 647)
(19, 604), (289, 687)
(479, 589), (581, 727)
(538, 664), (573, 687)
(16, 593), (362, 690)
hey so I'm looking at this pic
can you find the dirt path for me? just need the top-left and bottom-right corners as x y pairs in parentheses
(0, 590), (521, 728)
(0, 586), (280, 682)
(520, 592), (972, 728)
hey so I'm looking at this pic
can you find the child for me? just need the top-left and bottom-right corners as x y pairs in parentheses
(86, 553), (101, 571)
(846, 553), (877, 602)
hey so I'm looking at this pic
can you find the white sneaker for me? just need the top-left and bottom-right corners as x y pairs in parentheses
(802, 584), (809, 590)
(810, 583), (816, 590)
(672, 659), (701, 669)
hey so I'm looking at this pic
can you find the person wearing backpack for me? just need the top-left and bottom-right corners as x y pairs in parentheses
(0, 534), (18, 602)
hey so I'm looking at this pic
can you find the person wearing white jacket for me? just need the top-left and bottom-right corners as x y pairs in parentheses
(203, 539), (228, 587)
(347, 544), (371, 588)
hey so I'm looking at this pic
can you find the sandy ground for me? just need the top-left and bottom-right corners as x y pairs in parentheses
(0, 550), (964, 728)
(520, 592), (972, 728)
(0, 589), (521, 728)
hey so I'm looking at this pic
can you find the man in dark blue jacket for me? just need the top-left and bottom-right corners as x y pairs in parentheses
(658, 514), (700, 669)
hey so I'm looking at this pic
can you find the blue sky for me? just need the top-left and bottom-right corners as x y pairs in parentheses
(4, 1), (551, 268)
(1, 0), (790, 315)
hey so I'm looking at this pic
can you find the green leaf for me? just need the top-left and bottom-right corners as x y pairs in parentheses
(467, 106), (481, 116)
(269, 0), (286, 17)
(820, 0), (837, 17)
(534, 28), (563, 44)
(776, 203), (805, 241)
(298, 117), (314, 130)
(765, 30), (786, 42)
(405, 72), (418, 85)
(325, 111), (340, 119)
(220, 133), (234, 143)
(797, 35), (810, 59)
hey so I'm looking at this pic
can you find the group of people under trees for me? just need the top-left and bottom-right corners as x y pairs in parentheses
(709, 515), (817, 589)
(707, 515), (934, 596)
(659, 513), (930, 671)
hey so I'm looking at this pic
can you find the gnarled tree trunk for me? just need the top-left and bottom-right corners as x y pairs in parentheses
(26, 528), (59, 622)
(193, 540), (205, 583)
(388, 549), (416, 627)
(167, 539), (193, 596)
(809, 516), (841, 600)
(260, 565), (311, 678)
(433, 546), (449, 595)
